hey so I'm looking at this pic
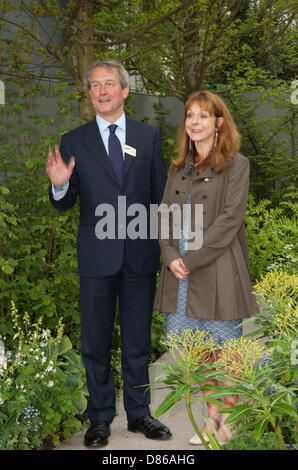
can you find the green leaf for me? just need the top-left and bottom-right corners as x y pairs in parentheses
(205, 431), (222, 450)
(72, 394), (88, 414)
(1, 263), (14, 275)
(272, 403), (297, 418)
(254, 417), (269, 440)
(154, 386), (186, 418)
(202, 386), (240, 400)
(219, 404), (252, 425)
(55, 335), (72, 355)
(154, 390), (176, 418)
(0, 186), (10, 194)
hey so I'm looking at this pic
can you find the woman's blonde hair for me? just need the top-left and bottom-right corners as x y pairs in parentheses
(173, 90), (240, 172)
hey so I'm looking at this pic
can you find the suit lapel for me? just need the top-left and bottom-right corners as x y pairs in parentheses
(123, 117), (142, 181)
(82, 117), (142, 188)
(82, 119), (118, 186)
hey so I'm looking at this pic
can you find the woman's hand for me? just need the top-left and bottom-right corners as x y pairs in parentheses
(168, 258), (190, 280)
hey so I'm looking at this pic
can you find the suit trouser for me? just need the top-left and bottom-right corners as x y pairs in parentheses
(80, 263), (156, 424)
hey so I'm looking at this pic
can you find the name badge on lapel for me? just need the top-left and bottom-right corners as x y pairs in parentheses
(124, 145), (136, 157)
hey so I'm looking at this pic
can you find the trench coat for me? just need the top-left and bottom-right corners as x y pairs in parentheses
(154, 152), (260, 321)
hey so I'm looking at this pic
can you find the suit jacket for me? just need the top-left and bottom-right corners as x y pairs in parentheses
(49, 117), (167, 277)
(154, 152), (259, 320)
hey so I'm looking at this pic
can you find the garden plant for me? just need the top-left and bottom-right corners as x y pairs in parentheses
(150, 270), (298, 450)
(0, 301), (88, 449)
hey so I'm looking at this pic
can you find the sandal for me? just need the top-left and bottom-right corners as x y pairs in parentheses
(189, 414), (221, 445)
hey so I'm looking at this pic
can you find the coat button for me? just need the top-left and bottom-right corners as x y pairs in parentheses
(203, 210), (207, 215)
(204, 178), (210, 182)
(202, 194), (207, 199)
(176, 190), (180, 194)
(182, 176), (185, 180)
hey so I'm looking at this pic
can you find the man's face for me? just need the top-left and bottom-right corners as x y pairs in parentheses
(89, 66), (129, 122)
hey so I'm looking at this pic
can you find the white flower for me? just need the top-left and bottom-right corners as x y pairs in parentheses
(47, 381), (54, 388)
(0, 396), (4, 405)
(46, 364), (53, 372)
(35, 373), (40, 379)
(0, 341), (7, 371)
(41, 357), (46, 364)
(41, 330), (50, 340)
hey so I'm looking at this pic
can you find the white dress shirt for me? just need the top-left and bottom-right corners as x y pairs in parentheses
(52, 113), (126, 200)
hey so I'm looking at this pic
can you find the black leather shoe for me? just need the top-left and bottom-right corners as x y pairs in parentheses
(128, 414), (172, 440)
(84, 421), (111, 448)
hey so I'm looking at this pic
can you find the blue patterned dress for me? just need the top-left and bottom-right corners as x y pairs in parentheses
(165, 193), (242, 347)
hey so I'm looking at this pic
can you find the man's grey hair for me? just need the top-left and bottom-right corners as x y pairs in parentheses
(86, 59), (129, 90)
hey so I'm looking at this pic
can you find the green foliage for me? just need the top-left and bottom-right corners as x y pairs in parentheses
(245, 194), (298, 281)
(116, 1), (297, 99)
(250, 270), (298, 339)
(0, 75), (83, 348)
(223, 431), (283, 450)
(206, 338), (297, 450)
(1, 1), (296, 103)
(151, 310), (167, 362)
(0, 302), (88, 450)
(150, 271), (298, 450)
(152, 102), (177, 169)
(0, 159), (81, 348)
(205, 271), (298, 450)
(150, 328), (226, 450)
(224, 90), (297, 202)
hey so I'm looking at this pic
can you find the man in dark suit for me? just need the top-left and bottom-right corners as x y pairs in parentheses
(46, 59), (170, 447)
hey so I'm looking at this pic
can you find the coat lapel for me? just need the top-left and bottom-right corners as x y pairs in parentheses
(123, 117), (142, 181)
(82, 119), (119, 186)
(82, 117), (142, 188)
(197, 166), (214, 179)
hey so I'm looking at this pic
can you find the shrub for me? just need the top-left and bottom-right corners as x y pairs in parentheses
(150, 270), (298, 450)
(0, 301), (88, 450)
(245, 194), (298, 281)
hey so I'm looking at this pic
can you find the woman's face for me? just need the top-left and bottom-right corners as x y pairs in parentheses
(185, 102), (218, 149)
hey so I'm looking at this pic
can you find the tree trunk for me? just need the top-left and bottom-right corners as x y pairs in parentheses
(182, 9), (203, 101)
(75, 0), (95, 121)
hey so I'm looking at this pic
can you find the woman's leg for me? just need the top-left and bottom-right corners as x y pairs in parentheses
(191, 348), (239, 444)
(217, 379), (238, 442)
(201, 352), (222, 422)
(189, 351), (222, 444)
(214, 348), (239, 443)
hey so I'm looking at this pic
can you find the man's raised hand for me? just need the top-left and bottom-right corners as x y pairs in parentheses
(46, 145), (75, 187)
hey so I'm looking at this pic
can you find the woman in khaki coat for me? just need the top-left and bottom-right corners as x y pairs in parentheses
(154, 90), (259, 445)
